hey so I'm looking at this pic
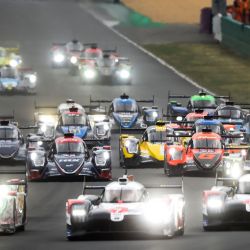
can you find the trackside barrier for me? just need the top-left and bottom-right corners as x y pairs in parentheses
(221, 16), (250, 57)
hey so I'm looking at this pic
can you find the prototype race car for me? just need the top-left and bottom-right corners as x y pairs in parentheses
(26, 133), (112, 181)
(119, 121), (176, 168)
(167, 90), (229, 119)
(0, 66), (37, 93)
(202, 174), (250, 230)
(0, 120), (26, 162)
(164, 129), (225, 176)
(90, 93), (158, 130)
(0, 46), (22, 68)
(0, 167), (27, 234)
(66, 175), (184, 240)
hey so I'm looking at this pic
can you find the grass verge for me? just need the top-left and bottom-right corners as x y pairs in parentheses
(144, 43), (250, 102)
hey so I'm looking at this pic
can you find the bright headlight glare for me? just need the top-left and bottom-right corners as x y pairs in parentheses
(103, 151), (110, 160)
(39, 115), (57, 126)
(119, 69), (130, 79)
(30, 152), (38, 161)
(84, 69), (95, 79)
(152, 111), (158, 118)
(72, 209), (86, 217)
(53, 53), (65, 63)
(38, 141), (43, 146)
(9, 59), (18, 68)
(103, 123), (109, 131)
(231, 164), (242, 179)
(242, 150), (247, 157)
(207, 198), (223, 209)
(70, 56), (77, 64)
(29, 74), (37, 84)
(124, 140), (131, 148)
(94, 115), (106, 122)
(144, 199), (170, 224)
(0, 185), (9, 196)
(169, 148), (176, 155)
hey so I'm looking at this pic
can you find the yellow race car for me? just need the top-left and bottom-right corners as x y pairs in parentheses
(119, 121), (176, 168)
(0, 46), (22, 68)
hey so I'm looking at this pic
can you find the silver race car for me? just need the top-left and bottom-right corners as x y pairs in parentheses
(66, 175), (184, 240)
(203, 174), (250, 230)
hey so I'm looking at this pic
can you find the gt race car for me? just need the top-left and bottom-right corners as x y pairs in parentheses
(66, 175), (184, 240)
(0, 66), (37, 94)
(119, 121), (176, 168)
(26, 133), (112, 181)
(0, 169), (27, 234)
(90, 94), (159, 130)
(0, 46), (22, 68)
(202, 174), (250, 230)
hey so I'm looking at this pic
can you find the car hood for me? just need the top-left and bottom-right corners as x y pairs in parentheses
(113, 112), (139, 128)
(193, 149), (222, 170)
(60, 126), (88, 138)
(54, 154), (85, 174)
(0, 140), (19, 158)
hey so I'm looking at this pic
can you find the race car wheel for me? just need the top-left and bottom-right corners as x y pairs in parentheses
(175, 227), (184, 236)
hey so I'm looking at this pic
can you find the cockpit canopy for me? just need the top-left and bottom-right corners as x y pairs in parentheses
(196, 124), (222, 134)
(190, 96), (216, 109)
(193, 138), (222, 149)
(103, 183), (145, 203)
(0, 127), (18, 140)
(146, 127), (174, 143)
(0, 67), (17, 78)
(61, 112), (87, 126)
(112, 98), (138, 113)
(218, 108), (243, 119)
(56, 140), (84, 154)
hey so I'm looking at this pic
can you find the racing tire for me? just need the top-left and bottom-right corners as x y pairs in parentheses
(164, 161), (181, 177)
(175, 227), (184, 236)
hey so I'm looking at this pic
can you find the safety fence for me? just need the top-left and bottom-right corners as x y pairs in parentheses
(221, 16), (250, 56)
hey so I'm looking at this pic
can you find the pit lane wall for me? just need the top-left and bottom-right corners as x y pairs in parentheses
(221, 16), (250, 57)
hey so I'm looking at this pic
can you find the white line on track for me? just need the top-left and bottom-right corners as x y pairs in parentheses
(84, 3), (216, 96)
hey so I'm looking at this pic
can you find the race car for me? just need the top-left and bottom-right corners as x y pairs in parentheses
(66, 174), (184, 240)
(26, 133), (112, 181)
(90, 93), (158, 130)
(164, 129), (225, 176)
(0, 66), (37, 93)
(167, 90), (229, 119)
(50, 40), (84, 75)
(0, 120), (26, 162)
(119, 121), (176, 168)
(35, 102), (111, 146)
(202, 174), (250, 230)
(0, 46), (22, 68)
(0, 177), (27, 234)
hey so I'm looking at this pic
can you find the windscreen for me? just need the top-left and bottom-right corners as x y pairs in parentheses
(103, 187), (144, 203)
(148, 129), (173, 143)
(56, 141), (84, 154)
(218, 109), (242, 119)
(193, 138), (222, 149)
(113, 100), (138, 112)
(84, 51), (102, 59)
(1, 68), (16, 78)
(192, 99), (216, 108)
(196, 124), (221, 134)
(0, 127), (18, 140)
(62, 113), (86, 126)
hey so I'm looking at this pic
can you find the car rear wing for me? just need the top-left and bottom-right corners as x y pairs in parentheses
(167, 90), (230, 101)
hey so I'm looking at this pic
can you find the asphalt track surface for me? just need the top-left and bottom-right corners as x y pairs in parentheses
(0, 1), (248, 250)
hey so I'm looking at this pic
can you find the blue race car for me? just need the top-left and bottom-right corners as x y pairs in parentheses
(90, 93), (158, 130)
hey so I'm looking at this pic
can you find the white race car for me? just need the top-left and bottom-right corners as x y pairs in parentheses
(0, 175), (27, 234)
(66, 175), (185, 240)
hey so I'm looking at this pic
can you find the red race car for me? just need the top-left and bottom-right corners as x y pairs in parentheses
(164, 129), (224, 176)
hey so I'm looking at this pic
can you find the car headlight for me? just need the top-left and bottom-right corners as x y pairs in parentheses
(124, 140), (138, 154)
(144, 199), (170, 225)
(169, 148), (176, 155)
(53, 53), (65, 63)
(230, 163), (242, 179)
(9, 59), (18, 68)
(70, 56), (78, 64)
(83, 69), (96, 79)
(152, 111), (158, 118)
(30, 152), (45, 167)
(118, 69), (130, 79)
(207, 198), (223, 210)
(72, 209), (86, 217)
(29, 74), (37, 84)
(95, 151), (110, 166)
